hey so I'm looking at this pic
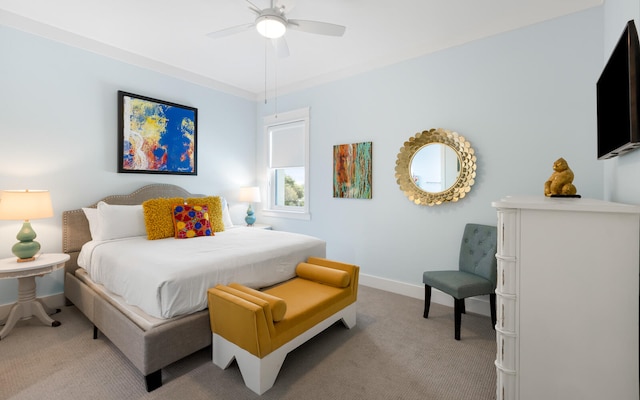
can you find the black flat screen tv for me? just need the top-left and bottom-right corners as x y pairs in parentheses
(597, 20), (640, 160)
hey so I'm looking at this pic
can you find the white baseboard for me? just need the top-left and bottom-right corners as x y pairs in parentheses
(359, 273), (492, 317)
(0, 293), (66, 320)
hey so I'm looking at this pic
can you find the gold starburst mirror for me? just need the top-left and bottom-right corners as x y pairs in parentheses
(395, 128), (476, 206)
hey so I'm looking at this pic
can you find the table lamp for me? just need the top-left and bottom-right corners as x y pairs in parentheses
(0, 190), (54, 262)
(238, 186), (261, 226)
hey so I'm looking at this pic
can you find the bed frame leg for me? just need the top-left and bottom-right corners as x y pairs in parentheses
(91, 323), (162, 392)
(145, 370), (162, 392)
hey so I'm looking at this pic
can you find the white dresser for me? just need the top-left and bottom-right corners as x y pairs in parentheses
(492, 196), (640, 400)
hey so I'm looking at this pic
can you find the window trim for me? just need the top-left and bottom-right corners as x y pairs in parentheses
(262, 107), (310, 220)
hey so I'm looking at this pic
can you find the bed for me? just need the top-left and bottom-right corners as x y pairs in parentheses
(62, 184), (326, 391)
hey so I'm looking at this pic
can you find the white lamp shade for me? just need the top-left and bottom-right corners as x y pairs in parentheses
(238, 187), (261, 203)
(0, 190), (54, 220)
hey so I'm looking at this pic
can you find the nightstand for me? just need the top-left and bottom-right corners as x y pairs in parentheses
(0, 253), (70, 340)
(246, 224), (272, 230)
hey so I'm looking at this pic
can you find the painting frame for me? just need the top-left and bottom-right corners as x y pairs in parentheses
(333, 141), (373, 199)
(117, 91), (198, 175)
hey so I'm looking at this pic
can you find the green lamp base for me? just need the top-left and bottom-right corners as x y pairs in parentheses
(12, 221), (41, 261)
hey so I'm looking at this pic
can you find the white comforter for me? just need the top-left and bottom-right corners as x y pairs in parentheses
(77, 227), (326, 319)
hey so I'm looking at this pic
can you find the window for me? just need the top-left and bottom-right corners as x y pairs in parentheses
(263, 108), (310, 220)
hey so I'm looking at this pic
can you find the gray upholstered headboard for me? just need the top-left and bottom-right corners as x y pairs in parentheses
(62, 184), (202, 275)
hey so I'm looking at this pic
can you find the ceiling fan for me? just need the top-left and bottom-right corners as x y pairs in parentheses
(206, 0), (346, 58)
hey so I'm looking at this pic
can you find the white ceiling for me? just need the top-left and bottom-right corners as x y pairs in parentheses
(0, 0), (602, 100)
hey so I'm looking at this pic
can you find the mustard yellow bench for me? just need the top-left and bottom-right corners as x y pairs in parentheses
(207, 257), (359, 394)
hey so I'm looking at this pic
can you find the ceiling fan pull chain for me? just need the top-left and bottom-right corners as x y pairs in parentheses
(264, 38), (267, 104)
(274, 51), (278, 116)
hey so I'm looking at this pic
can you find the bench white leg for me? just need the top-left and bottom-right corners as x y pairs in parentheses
(340, 306), (357, 329)
(212, 304), (357, 395)
(212, 334), (237, 369)
(236, 347), (287, 395)
(212, 334), (285, 395)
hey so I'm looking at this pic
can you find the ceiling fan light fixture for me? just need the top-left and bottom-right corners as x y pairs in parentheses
(256, 15), (286, 39)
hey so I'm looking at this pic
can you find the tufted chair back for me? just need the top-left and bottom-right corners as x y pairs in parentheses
(458, 223), (498, 288)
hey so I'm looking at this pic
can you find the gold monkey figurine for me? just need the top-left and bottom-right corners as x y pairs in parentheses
(544, 158), (577, 197)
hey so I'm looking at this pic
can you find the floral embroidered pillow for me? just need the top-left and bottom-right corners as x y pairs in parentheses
(186, 196), (225, 232)
(172, 204), (213, 239)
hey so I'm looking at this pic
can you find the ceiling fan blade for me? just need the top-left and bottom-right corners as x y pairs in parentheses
(272, 37), (290, 58)
(244, 0), (262, 14)
(287, 19), (346, 37)
(206, 23), (255, 39)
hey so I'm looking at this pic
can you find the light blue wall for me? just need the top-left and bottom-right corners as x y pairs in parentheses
(0, 6), (606, 305)
(257, 7), (604, 284)
(0, 25), (257, 304)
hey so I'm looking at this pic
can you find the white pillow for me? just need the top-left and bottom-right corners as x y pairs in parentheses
(220, 197), (234, 229)
(94, 201), (146, 241)
(82, 207), (99, 239)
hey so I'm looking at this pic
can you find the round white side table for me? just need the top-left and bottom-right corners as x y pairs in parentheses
(246, 224), (272, 230)
(0, 253), (70, 340)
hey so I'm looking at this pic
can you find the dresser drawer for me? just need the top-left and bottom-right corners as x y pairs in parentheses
(496, 328), (517, 371)
(496, 293), (516, 332)
(495, 361), (517, 400)
(497, 209), (517, 257)
(497, 256), (516, 295)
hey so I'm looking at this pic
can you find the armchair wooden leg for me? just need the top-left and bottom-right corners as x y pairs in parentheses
(454, 298), (463, 340)
(423, 285), (432, 318)
(490, 293), (497, 329)
(460, 298), (466, 314)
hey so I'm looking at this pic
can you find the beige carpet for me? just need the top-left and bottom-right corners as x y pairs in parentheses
(0, 286), (496, 400)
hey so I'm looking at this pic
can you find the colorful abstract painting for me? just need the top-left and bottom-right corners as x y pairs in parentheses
(333, 142), (372, 199)
(118, 91), (197, 175)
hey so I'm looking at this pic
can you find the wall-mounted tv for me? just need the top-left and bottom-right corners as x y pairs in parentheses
(597, 20), (640, 160)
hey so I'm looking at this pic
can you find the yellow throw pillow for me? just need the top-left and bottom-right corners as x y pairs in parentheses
(186, 196), (224, 232)
(142, 197), (184, 240)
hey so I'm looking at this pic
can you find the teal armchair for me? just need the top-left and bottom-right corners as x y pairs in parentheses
(423, 223), (497, 340)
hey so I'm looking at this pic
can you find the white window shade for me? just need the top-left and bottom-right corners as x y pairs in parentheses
(269, 121), (305, 168)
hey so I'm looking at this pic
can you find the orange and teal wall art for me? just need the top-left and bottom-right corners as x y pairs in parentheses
(118, 91), (197, 175)
(333, 141), (372, 199)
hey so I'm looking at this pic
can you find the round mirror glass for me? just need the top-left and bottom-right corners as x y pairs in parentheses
(410, 144), (460, 193)
(395, 128), (476, 206)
